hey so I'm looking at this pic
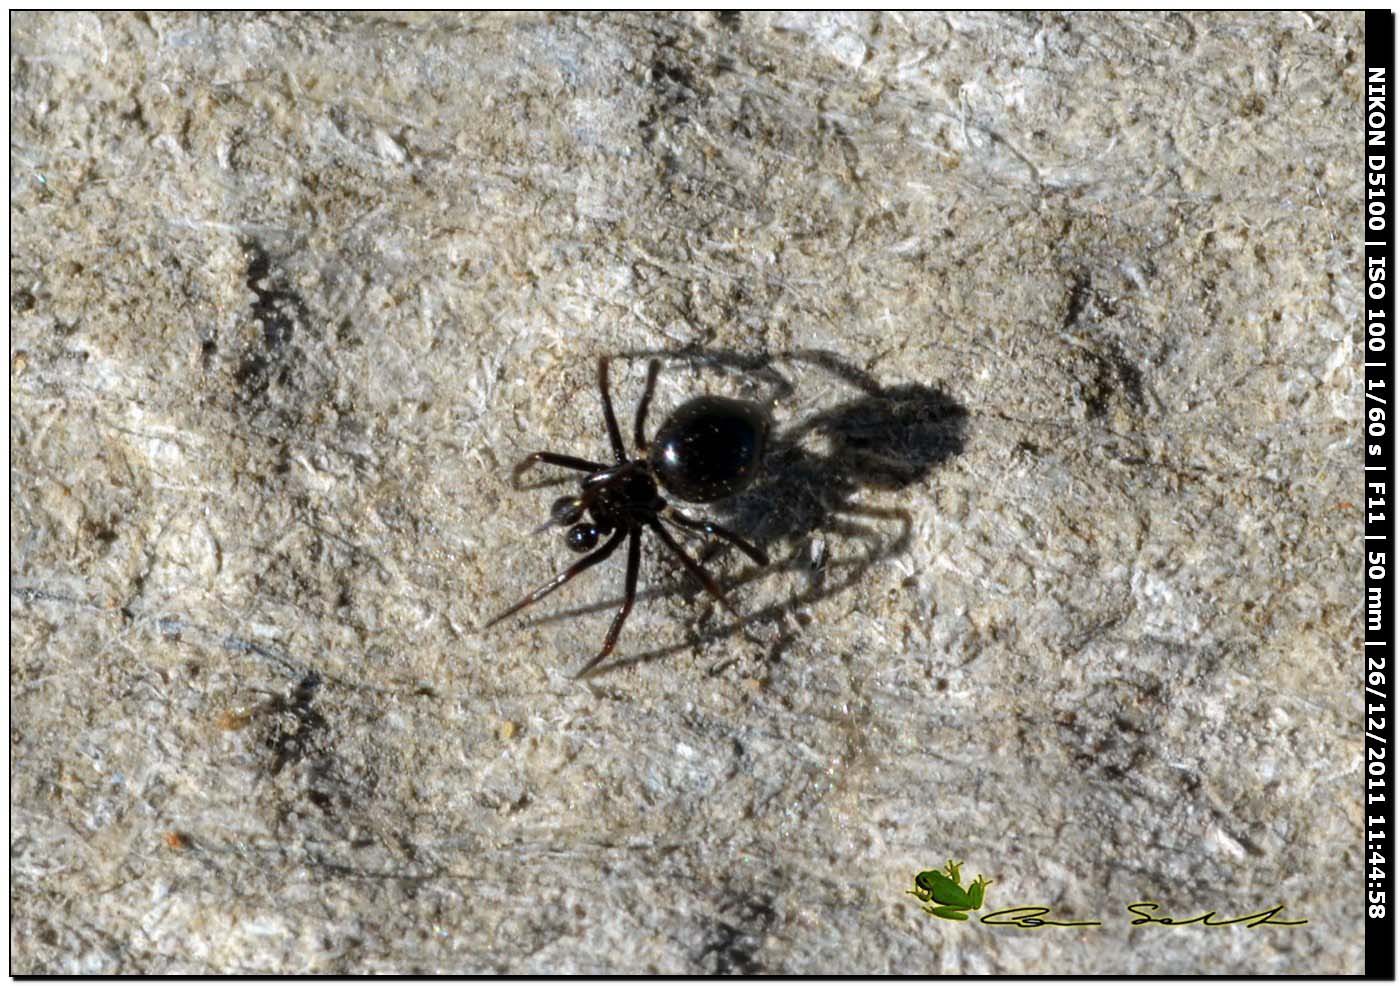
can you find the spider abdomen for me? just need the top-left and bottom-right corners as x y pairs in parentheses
(647, 396), (768, 503)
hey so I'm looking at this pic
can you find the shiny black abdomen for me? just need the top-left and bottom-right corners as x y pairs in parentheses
(647, 396), (768, 503)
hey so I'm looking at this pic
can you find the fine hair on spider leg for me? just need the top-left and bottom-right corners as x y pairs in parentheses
(484, 356), (770, 675)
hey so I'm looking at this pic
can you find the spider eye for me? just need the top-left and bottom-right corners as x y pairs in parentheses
(566, 523), (601, 553)
(550, 496), (584, 526)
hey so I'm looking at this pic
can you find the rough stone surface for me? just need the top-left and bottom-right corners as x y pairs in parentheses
(10, 11), (1363, 974)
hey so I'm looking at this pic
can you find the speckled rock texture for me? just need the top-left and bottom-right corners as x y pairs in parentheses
(10, 11), (1363, 973)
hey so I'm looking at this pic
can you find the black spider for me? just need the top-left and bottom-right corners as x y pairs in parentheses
(484, 357), (770, 676)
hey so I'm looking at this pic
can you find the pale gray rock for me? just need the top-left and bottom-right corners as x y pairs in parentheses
(11, 11), (1362, 973)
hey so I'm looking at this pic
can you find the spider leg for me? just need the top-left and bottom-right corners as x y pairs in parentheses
(573, 525), (642, 678)
(647, 518), (739, 617)
(632, 359), (660, 452)
(512, 451), (607, 489)
(482, 528), (626, 629)
(664, 508), (769, 566)
(597, 357), (627, 463)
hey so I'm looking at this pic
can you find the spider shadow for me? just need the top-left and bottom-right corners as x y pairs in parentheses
(523, 348), (968, 676)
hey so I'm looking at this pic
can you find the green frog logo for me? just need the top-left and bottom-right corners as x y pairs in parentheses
(908, 860), (993, 922)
